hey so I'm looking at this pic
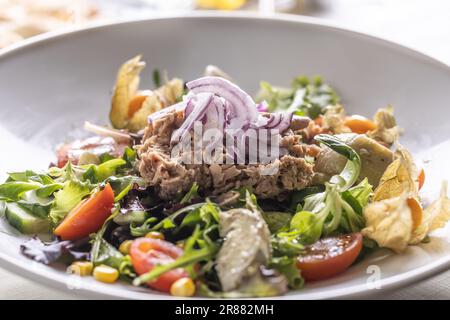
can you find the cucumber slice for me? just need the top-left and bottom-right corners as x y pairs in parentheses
(113, 210), (146, 225)
(5, 202), (51, 234)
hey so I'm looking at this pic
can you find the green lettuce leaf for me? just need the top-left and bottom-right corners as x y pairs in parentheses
(0, 181), (41, 201)
(261, 211), (292, 233)
(256, 76), (339, 119)
(269, 256), (304, 289)
(49, 181), (90, 225)
(315, 134), (361, 191)
(82, 159), (127, 183)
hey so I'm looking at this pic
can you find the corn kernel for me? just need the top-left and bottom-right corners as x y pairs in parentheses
(170, 277), (196, 297)
(93, 265), (119, 283)
(145, 231), (164, 240)
(119, 240), (133, 254)
(68, 261), (93, 276)
(176, 242), (185, 249)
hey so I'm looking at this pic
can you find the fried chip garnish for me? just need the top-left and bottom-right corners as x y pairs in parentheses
(110, 55), (145, 129)
(368, 107), (400, 146)
(127, 78), (183, 132)
(373, 145), (419, 201)
(410, 181), (450, 244)
(362, 194), (413, 253)
(322, 104), (351, 134)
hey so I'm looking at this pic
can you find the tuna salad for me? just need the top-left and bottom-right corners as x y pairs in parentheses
(1, 55), (449, 298)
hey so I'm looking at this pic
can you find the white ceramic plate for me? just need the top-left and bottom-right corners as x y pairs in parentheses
(0, 12), (449, 300)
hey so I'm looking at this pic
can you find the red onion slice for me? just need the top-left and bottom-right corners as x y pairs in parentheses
(256, 101), (269, 113)
(187, 76), (258, 122)
(147, 100), (188, 124)
(170, 93), (214, 145)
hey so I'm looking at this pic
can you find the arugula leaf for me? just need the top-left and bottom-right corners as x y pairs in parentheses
(180, 182), (199, 204)
(133, 201), (221, 286)
(139, 202), (206, 235)
(130, 216), (158, 236)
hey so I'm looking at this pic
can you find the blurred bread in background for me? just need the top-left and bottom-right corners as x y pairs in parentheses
(0, 0), (98, 48)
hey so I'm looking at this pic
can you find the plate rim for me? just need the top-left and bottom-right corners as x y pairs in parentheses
(1, 12), (449, 300)
(1, 11), (449, 70)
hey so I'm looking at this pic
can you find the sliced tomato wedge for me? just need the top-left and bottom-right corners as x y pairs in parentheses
(54, 183), (115, 240)
(297, 233), (363, 282)
(130, 238), (188, 292)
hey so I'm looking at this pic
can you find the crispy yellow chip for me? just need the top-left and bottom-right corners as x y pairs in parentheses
(410, 181), (450, 244)
(373, 146), (419, 201)
(128, 78), (183, 132)
(368, 107), (399, 146)
(110, 55), (145, 129)
(362, 194), (413, 253)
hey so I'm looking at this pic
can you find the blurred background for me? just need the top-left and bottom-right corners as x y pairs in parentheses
(1, 0), (449, 64)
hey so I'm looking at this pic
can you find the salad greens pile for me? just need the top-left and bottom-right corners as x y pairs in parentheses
(0, 127), (374, 297)
(0, 70), (384, 298)
(0, 131), (372, 297)
(256, 76), (339, 119)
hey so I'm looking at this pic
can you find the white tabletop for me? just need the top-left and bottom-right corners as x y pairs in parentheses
(1, 0), (449, 300)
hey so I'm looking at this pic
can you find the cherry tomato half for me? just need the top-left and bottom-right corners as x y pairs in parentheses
(54, 183), (115, 240)
(297, 233), (363, 282)
(130, 238), (188, 292)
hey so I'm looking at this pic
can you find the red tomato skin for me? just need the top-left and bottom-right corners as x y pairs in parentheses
(297, 233), (363, 282)
(54, 184), (115, 240)
(130, 238), (188, 292)
(56, 136), (128, 168)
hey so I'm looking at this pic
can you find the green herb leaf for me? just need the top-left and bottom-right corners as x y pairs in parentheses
(49, 181), (90, 225)
(82, 159), (127, 183)
(261, 211), (292, 233)
(270, 256), (304, 289)
(180, 182), (199, 204)
(315, 134), (361, 191)
(0, 181), (41, 201)
(152, 69), (161, 88)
